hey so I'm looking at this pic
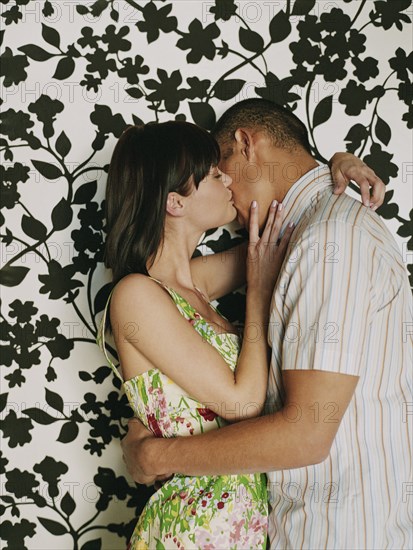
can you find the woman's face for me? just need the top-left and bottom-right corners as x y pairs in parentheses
(187, 165), (237, 231)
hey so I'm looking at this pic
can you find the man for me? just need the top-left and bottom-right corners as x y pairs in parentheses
(121, 99), (412, 548)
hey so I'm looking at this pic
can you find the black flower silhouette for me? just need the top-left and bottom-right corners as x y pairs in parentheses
(370, 0), (411, 30)
(9, 300), (38, 324)
(136, 1), (177, 43)
(363, 143), (399, 184)
(101, 25), (131, 53)
(5, 468), (39, 498)
(28, 95), (64, 139)
(210, 0), (237, 21)
(118, 55), (149, 85)
(176, 19), (220, 63)
(0, 47), (29, 86)
(33, 456), (68, 498)
(352, 56), (379, 82)
(145, 69), (185, 113)
(389, 48), (413, 81)
(38, 260), (84, 300)
(77, 27), (101, 49)
(85, 49), (117, 79)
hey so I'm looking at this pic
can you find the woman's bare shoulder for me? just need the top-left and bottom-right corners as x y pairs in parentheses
(110, 272), (177, 325)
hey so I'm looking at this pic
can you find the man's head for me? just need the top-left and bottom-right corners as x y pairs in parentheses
(212, 98), (317, 229)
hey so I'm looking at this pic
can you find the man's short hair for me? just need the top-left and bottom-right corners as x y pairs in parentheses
(212, 98), (312, 156)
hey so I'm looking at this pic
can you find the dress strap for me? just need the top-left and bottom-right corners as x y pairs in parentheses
(96, 287), (124, 384)
(146, 275), (198, 320)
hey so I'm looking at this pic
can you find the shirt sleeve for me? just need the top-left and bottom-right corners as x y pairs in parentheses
(279, 219), (377, 377)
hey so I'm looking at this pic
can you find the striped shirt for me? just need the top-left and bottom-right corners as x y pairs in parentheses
(266, 164), (413, 549)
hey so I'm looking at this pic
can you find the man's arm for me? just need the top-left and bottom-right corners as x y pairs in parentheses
(124, 369), (358, 481)
(123, 218), (375, 483)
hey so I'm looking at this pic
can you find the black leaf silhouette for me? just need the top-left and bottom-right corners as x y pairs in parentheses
(55, 131), (71, 158)
(31, 160), (62, 180)
(41, 23), (60, 49)
(22, 408), (57, 425)
(214, 79), (245, 101)
(57, 421), (79, 443)
(73, 181), (97, 204)
(18, 44), (54, 61)
(51, 198), (73, 231)
(239, 28), (264, 53)
(375, 116), (391, 146)
(269, 11), (291, 43)
(292, 0), (316, 16)
(38, 517), (68, 536)
(397, 209), (412, 250)
(94, 282), (113, 315)
(53, 57), (75, 79)
(0, 393), (7, 414)
(0, 266), (30, 287)
(313, 95), (333, 128)
(45, 387), (64, 414)
(344, 123), (369, 153)
(60, 491), (76, 517)
(189, 102), (216, 130)
(126, 87), (144, 100)
(110, 8), (119, 22)
(21, 215), (47, 241)
(80, 539), (102, 550)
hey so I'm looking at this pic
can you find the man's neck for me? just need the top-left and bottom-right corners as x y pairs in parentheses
(263, 149), (319, 203)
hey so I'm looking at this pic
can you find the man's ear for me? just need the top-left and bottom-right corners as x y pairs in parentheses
(234, 128), (254, 161)
(166, 192), (185, 217)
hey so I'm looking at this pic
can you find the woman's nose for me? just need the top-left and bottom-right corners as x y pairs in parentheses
(221, 171), (232, 187)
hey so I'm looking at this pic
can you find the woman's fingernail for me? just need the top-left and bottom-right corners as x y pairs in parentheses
(278, 203), (283, 211)
(251, 200), (257, 208)
(364, 199), (370, 207)
(271, 199), (277, 208)
(289, 221), (295, 228)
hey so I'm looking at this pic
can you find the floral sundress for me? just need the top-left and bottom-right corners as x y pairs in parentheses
(96, 275), (268, 549)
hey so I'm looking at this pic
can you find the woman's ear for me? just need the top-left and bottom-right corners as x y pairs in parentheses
(166, 192), (185, 217)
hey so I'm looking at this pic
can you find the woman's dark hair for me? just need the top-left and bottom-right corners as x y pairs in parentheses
(103, 120), (220, 332)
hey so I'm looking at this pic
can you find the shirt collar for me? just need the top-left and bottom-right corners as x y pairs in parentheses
(280, 163), (334, 229)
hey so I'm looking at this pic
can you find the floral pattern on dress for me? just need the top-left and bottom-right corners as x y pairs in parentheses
(97, 276), (268, 549)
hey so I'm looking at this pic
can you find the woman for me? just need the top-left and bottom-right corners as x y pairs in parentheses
(96, 121), (377, 549)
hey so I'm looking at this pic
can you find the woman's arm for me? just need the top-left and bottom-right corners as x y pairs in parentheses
(111, 202), (293, 422)
(329, 152), (385, 208)
(191, 152), (385, 302)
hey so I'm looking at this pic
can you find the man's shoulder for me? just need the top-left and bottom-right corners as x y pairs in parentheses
(302, 192), (401, 259)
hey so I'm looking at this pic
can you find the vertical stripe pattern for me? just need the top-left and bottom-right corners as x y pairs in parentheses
(267, 165), (413, 549)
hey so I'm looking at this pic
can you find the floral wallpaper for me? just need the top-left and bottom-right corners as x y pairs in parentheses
(0, 0), (412, 548)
